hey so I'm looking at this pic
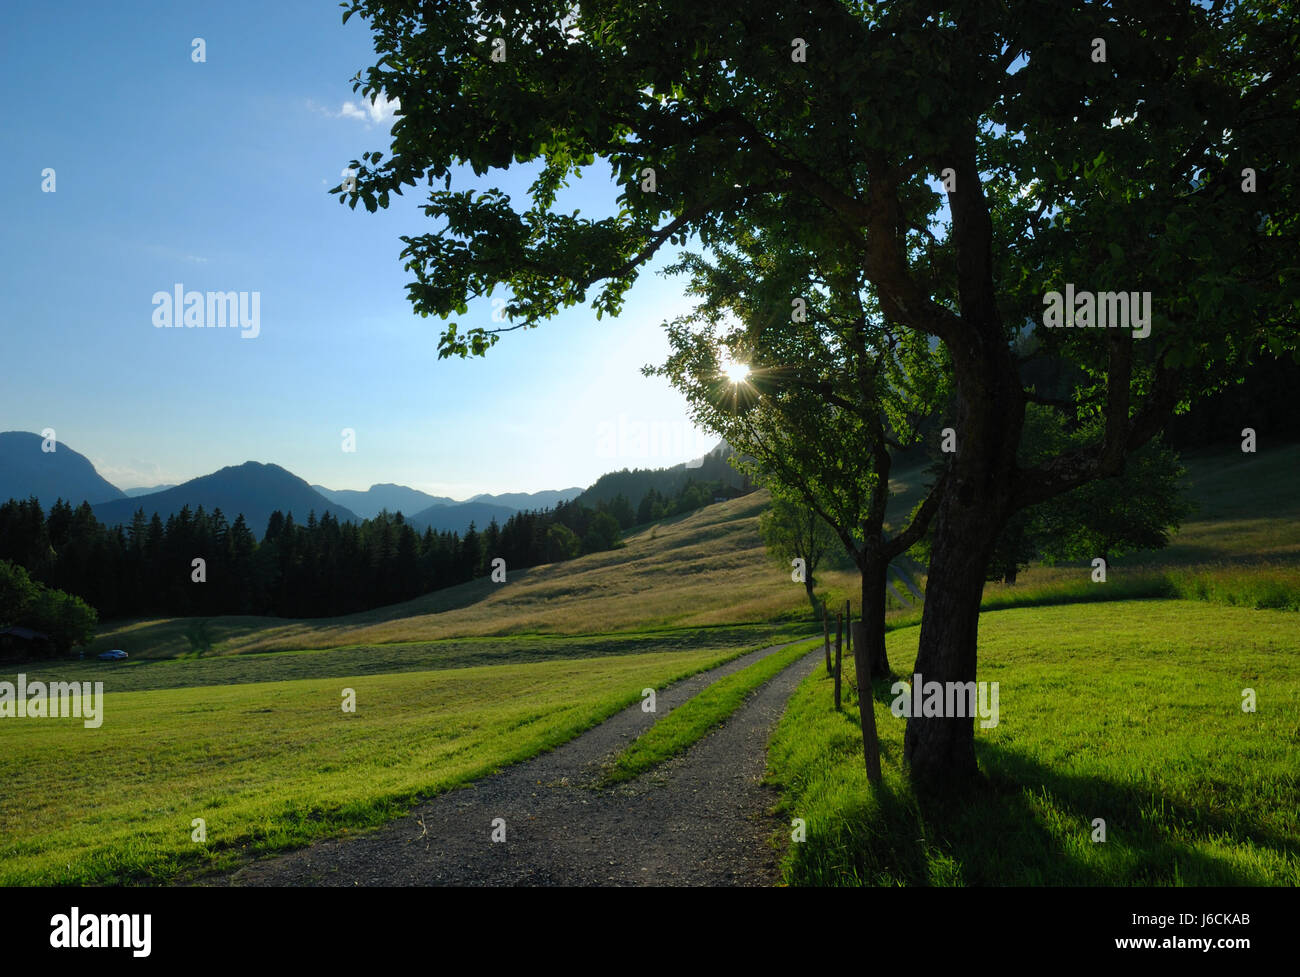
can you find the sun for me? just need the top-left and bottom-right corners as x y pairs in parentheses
(721, 356), (751, 384)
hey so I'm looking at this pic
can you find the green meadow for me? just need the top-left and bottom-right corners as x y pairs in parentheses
(1, 443), (1296, 886)
(768, 599), (1300, 885)
(0, 642), (759, 885)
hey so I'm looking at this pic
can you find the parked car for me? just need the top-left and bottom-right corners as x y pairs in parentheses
(97, 649), (128, 661)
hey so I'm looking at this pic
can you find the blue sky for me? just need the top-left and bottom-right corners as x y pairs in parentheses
(0, 0), (712, 497)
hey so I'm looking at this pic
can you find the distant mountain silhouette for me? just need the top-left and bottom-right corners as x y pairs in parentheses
(407, 500), (519, 535)
(124, 484), (177, 497)
(93, 462), (359, 537)
(0, 431), (125, 506)
(467, 487), (583, 510)
(575, 441), (746, 509)
(312, 482), (455, 520)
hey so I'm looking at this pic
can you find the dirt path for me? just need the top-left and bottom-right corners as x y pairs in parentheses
(222, 637), (821, 886)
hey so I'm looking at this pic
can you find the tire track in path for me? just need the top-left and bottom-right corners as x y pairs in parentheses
(222, 637), (821, 886)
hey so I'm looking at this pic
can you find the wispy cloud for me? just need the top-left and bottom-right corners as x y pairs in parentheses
(310, 92), (401, 127)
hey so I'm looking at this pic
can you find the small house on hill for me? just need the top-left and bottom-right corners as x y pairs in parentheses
(0, 626), (52, 661)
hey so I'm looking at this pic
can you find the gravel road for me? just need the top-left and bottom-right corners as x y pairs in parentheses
(221, 637), (821, 887)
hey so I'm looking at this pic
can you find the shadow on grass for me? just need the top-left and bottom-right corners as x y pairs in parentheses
(795, 700), (1296, 886)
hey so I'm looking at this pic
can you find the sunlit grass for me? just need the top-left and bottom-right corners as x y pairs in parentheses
(601, 637), (821, 784)
(767, 599), (1300, 885)
(0, 646), (748, 885)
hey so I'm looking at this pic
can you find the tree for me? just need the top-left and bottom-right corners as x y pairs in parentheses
(604, 493), (636, 529)
(956, 405), (1193, 583)
(650, 221), (949, 680)
(759, 492), (837, 613)
(1036, 435), (1192, 569)
(0, 559), (97, 656)
(582, 511), (622, 554)
(636, 489), (660, 525)
(0, 559), (36, 627)
(337, 0), (1300, 787)
(544, 523), (581, 562)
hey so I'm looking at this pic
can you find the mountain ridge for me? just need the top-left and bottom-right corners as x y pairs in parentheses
(91, 462), (360, 537)
(0, 431), (126, 507)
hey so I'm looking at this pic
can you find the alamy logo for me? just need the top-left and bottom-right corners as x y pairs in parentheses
(595, 414), (711, 468)
(50, 907), (151, 957)
(151, 283), (261, 338)
(890, 674), (999, 728)
(1042, 284), (1151, 339)
(0, 674), (104, 728)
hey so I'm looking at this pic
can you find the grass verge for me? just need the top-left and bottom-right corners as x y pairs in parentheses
(766, 599), (1300, 885)
(601, 637), (822, 785)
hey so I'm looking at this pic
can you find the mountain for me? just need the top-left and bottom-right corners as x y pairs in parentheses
(124, 484), (177, 497)
(576, 442), (747, 509)
(0, 431), (126, 506)
(312, 483), (455, 520)
(93, 462), (360, 537)
(468, 487), (583, 510)
(407, 500), (519, 535)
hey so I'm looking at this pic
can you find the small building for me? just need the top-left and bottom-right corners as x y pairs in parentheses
(0, 626), (53, 661)
(711, 486), (748, 504)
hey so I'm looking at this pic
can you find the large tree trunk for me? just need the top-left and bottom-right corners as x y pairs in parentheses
(860, 560), (890, 678)
(903, 482), (1007, 789)
(850, 619), (883, 783)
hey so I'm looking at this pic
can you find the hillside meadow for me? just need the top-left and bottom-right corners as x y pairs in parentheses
(1, 443), (1295, 885)
(0, 640), (770, 885)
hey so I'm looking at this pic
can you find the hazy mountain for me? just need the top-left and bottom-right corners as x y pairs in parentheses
(576, 441), (746, 509)
(93, 462), (360, 537)
(312, 482), (455, 520)
(0, 431), (126, 506)
(124, 484), (177, 497)
(468, 487), (583, 510)
(407, 500), (519, 535)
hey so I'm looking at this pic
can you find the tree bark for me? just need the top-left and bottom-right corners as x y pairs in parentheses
(851, 620), (882, 784)
(860, 562), (890, 678)
(903, 489), (1005, 789)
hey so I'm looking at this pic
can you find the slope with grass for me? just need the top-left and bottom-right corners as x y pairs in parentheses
(83, 489), (819, 660)
(767, 599), (1300, 885)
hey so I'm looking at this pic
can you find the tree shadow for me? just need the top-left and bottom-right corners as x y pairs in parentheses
(899, 743), (1297, 885)
(808, 687), (1295, 885)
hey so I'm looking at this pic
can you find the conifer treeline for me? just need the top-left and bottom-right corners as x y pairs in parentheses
(0, 476), (742, 621)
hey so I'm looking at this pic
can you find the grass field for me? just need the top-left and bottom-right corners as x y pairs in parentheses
(0, 639), (774, 885)
(767, 599), (1300, 885)
(3, 442), (1296, 886)
(29, 625), (808, 694)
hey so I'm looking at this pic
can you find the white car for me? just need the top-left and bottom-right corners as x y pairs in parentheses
(97, 649), (128, 661)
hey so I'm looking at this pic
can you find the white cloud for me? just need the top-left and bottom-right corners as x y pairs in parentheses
(323, 91), (401, 126)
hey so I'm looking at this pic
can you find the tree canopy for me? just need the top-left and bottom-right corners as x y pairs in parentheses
(338, 0), (1299, 785)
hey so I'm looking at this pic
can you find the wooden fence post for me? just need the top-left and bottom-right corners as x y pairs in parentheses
(833, 614), (843, 712)
(822, 600), (831, 674)
(851, 620), (883, 784)
(833, 611), (842, 706)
